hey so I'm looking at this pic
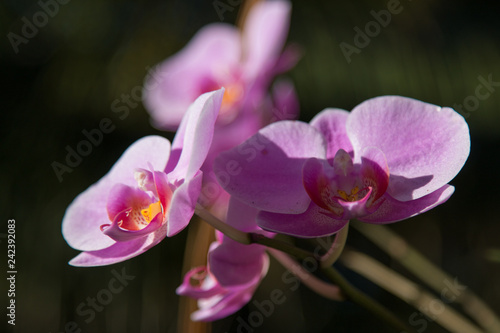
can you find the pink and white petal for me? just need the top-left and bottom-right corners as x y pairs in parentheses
(143, 24), (241, 130)
(192, 255), (269, 322)
(209, 239), (266, 287)
(170, 89), (224, 181)
(62, 181), (116, 252)
(310, 109), (353, 159)
(359, 184), (455, 224)
(166, 172), (203, 237)
(258, 201), (348, 238)
(242, 0), (291, 80)
(201, 108), (263, 180)
(214, 121), (326, 214)
(347, 96), (470, 201)
(225, 197), (260, 232)
(62, 136), (170, 252)
(152, 170), (173, 210)
(191, 285), (252, 322)
(104, 136), (171, 187)
(69, 224), (167, 267)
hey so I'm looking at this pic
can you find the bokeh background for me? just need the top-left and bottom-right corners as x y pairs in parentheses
(1, 0), (499, 332)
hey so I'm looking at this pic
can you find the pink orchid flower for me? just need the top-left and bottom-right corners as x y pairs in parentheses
(177, 198), (271, 321)
(62, 89), (224, 266)
(214, 96), (470, 237)
(143, 0), (300, 211)
(142, 0), (299, 131)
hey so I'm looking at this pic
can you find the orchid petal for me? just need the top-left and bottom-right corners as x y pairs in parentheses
(209, 239), (267, 287)
(191, 255), (269, 322)
(68, 224), (167, 266)
(347, 96), (470, 201)
(170, 89), (224, 181)
(214, 120), (326, 214)
(62, 136), (170, 252)
(152, 170), (172, 211)
(242, 0), (291, 80)
(310, 109), (353, 159)
(166, 172), (203, 237)
(224, 197), (260, 232)
(258, 201), (348, 238)
(360, 185), (455, 223)
(143, 25), (240, 130)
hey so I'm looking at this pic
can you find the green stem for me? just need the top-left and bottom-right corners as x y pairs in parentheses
(195, 205), (414, 332)
(353, 221), (500, 333)
(341, 249), (484, 333)
(251, 233), (314, 260)
(321, 265), (415, 333)
(194, 204), (251, 244)
(194, 204), (314, 259)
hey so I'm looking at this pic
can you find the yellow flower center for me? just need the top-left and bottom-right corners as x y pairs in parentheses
(337, 186), (360, 202)
(221, 83), (244, 109)
(140, 201), (163, 223)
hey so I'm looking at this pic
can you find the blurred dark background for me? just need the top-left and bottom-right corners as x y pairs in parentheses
(1, 0), (499, 332)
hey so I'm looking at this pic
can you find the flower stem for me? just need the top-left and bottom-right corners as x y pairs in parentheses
(353, 221), (500, 333)
(194, 204), (251, 244)
(320, 223), (349, 268)
(195, 205), (414, 332)
(341, 248), (484, 333)
(194, 204), (315, 258)
(269, 249), (344, 301)
(250, 233), (315, 260)
(320, 264), (415, 333)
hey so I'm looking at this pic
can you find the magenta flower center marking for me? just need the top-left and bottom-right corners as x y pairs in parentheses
(304, 148), (389, 220)
(100, 168), (174, 236)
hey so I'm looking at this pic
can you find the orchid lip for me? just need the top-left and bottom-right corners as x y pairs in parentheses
(102, 208), (164, 242)
(101, 168), (173, 242)
(303, 148), (390, 220)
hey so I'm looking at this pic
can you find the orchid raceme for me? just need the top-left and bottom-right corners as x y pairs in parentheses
(177, 198), (272, 321)
(62, 89), (224, 266)
(214, 96), (470, 237)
